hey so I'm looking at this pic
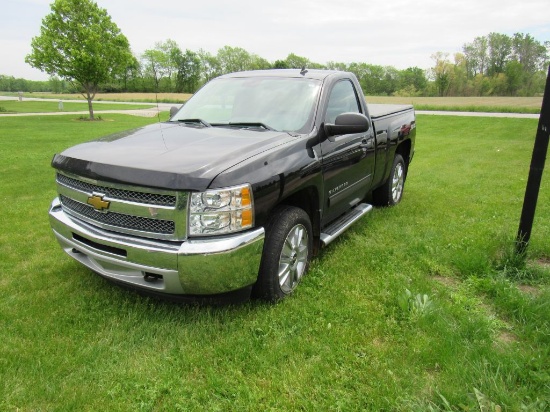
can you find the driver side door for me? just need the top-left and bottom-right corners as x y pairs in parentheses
(320, 79), (375, 224)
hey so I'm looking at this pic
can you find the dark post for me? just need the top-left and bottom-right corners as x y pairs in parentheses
(516, 65), (550, 255)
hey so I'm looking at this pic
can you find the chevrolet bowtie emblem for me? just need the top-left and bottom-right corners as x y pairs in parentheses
(87, 194), (110, 211)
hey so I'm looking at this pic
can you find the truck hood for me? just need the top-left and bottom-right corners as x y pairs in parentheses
(52, 122), (297, 191)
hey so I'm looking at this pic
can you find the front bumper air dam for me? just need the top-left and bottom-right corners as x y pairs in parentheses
(48, 198), (265, 296)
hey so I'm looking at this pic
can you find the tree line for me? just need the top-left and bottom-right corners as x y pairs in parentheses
(433, 33), (549, 96)
(16, 0), (550, 120)
(3, 34), (548, 97)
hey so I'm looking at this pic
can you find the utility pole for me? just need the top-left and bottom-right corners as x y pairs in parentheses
(516, 65), (550, 255)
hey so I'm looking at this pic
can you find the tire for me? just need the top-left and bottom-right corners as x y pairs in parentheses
(253, 206), (313, 301)
(372, 154), (406, 206)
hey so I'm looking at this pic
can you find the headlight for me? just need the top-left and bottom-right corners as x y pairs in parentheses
(188, 184), (254, 236)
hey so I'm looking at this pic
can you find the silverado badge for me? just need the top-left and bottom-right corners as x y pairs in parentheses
(87, 194), (110, 211)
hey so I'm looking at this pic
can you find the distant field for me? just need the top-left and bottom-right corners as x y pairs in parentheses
(367, 95), (542, 108)
(95, 92), (193, 103)
(1, 92), (543, 113)
(367, 96), (543, 113)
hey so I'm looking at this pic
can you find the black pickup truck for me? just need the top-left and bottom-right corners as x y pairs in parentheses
(49, 69), (416, 301)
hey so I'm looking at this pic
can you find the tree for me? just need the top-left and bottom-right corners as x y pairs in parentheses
(399, 67), (427, 93)
(0, 75), (15, 92)
(49, 76), (67, 93)
(430, 52), (453, 96)
(460, 32), (549, 96)
(26, 0), (133, 119)
(216, 46), (252, 74)
(511, 33), (549, 94)
(383, 66), (400, 95)
(141, 48), (169, 92)
(504, 60), (524, 96)
(273, 60), (289, 69)
(325, 61), (348, 71)
(449, 53), (469, 96)
(197, 49), (221, 83)
(141, 40), (183, 92)
(249, 54), (271, 71)
(349, 63), (379, 94)
(487, 32), (512, 76)
(285, 53), (310, 69)
(174, 49), (202, 93)
(463, 36), (488, 77)
(118, 55), (141, 92)
(512, 33), (548, 74)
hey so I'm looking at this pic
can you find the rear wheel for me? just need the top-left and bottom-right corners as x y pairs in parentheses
(373, 154), (406, 206)
(253, 206), (312, 301)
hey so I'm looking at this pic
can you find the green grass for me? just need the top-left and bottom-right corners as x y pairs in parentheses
(0, 114), (549, 411)
(0, 100), (154, 113)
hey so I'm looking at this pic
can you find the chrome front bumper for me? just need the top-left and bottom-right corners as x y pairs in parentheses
(49, 198), (265, 296)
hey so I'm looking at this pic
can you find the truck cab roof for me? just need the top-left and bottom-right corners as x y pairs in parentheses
(218, 69), (345, 81)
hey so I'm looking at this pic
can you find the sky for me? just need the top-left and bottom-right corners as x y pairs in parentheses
(2, 0), (549, 81)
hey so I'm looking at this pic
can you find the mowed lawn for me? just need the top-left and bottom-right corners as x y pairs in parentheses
(0, 113), (548, 411)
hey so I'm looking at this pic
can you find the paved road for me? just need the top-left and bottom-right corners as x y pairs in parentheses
(0, 95), (539, 119)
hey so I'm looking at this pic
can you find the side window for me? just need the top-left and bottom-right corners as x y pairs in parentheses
(325, 80), (361, 124)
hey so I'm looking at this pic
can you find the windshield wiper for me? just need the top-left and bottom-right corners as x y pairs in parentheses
(176, 118), (212, 128)
(227, 122), (276, 131)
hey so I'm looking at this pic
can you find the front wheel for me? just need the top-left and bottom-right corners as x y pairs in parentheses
(253, 206), (313, 301)
(373, 154), (406, 206)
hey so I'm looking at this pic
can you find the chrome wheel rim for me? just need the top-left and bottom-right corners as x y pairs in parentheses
(391, 162), (404, 203)
(278, 224), (309, 294)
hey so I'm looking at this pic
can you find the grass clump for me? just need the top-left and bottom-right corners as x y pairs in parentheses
(397, 289), (435, 320)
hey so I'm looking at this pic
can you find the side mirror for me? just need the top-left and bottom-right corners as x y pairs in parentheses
(169, 106), (179, 118)
(324, 112), (370, 138)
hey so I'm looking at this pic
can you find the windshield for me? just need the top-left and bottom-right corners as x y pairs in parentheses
(171, 77), (321, 134)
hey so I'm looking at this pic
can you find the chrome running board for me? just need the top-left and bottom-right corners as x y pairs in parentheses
(320, 203), (373, 246)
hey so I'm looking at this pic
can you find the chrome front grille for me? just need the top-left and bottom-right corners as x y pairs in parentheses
(60, 195), (175, 234)
(57, 173), (176, 207)
(56, 172), (187, 241)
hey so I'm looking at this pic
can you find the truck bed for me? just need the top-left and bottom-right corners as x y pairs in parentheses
(367, 103), (414, 119)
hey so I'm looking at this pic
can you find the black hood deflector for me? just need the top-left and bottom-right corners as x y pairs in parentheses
(52, 122), (295, 191)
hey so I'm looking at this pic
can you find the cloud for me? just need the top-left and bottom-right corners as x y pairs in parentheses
(1, 0), (549, 80)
